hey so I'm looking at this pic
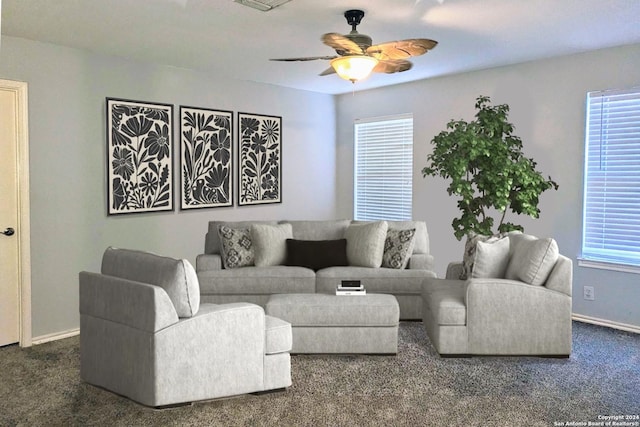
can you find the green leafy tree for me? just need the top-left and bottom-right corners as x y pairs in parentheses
(422, 96), (559, 240)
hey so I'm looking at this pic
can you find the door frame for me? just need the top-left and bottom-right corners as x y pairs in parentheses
(0, 79), (32, 347)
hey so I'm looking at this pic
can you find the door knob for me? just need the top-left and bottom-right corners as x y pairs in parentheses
(2, 228), (15, 236)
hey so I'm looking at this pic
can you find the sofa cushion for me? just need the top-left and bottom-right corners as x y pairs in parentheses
(198, 266), (316, 295)
(101, 247), (200, 318)
(505, 236), (559, 286)
(381, 228), (416, 269)
(218, 226), (254, 269)
(471, 235), (510, 279)
(265, 315), (292, 355)
(345, 221), (388, 268)
(281, 219), (351, 241)
(251, 223), (293, 267)
(285, 238), (348, 271)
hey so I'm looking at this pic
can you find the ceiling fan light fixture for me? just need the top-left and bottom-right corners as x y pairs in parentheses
(330, 55), (378, 83)
(234, 0), (292, 12)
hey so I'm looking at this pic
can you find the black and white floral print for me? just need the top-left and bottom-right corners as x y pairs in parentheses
(180, 107), (233, 209)
(382, 228), (416, 269)
(107, 98), (173, 214)
(238, 113), (282, 205)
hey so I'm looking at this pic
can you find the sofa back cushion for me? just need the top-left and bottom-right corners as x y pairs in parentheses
(101, 247), (200, 318)
(205, 220), (278, 254)
(280, 220), (351, 241)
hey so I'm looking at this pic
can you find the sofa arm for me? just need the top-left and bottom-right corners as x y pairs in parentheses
(408, 253), (435, 271)
(196, 254), (223, 272)
(152, 303), (268, 404)
(79, 272), (179, 333)
(445, 262), (463, 280)
(465, 278), (572, 355)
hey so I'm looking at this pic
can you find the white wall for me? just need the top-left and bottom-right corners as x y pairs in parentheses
(0, 36), (337, 338)
(336, 43), (640, 328)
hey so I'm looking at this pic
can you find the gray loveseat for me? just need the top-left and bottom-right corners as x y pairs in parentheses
(79, 247), (292, 407)
(196, 219), (437, 320)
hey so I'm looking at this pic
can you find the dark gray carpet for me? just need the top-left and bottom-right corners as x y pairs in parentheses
(1, 321), (639, 426)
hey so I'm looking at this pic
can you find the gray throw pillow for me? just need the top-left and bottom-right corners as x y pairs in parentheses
(470, 236), (510, 278)
(251, 223), (293, 267)
(461, 232), (500, 279)
(345, 221), (388, 268)
(382, 228), (416, 269)
(218, 225), (254, 269)
(506, 236), (559, 286)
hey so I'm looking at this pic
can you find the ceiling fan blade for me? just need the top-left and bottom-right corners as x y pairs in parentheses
(373, 59), (413, 74)
(319, 67), (336, 76)
(367, 38), (438, 60)
(322, 33), (364, 55)
(270, 55), (337, 62)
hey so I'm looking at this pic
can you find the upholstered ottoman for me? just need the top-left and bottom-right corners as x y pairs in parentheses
(265, 293), (399, 354)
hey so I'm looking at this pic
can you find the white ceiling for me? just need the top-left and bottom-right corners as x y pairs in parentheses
(3, 0), (640, 95)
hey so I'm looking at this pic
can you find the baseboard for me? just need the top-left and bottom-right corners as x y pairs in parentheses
(572, 313), (640, 334)
(32, 328), (80, 345)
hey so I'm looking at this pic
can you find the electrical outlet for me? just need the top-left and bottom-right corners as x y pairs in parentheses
(583, 286), (595, 301)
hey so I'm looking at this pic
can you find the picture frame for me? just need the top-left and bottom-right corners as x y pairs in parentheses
(106, 98), (174, 215)
(179, 106), (234, 210)
(238, 112), (282, 206)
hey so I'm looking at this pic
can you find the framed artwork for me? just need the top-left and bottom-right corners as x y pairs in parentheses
(106, 98), (174, 215)
(238, 112), (282, 206)
(179, 106), (233, 209)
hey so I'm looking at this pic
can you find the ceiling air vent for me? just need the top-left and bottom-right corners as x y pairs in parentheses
(234, 0), (292, 12)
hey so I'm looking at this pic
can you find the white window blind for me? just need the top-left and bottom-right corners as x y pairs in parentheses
(582, 87), (640, 268)
(354, 114), (413, 221)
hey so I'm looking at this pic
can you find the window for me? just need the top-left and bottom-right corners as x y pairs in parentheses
(354, 114), (413, 221)
(581, 87), (640, 271)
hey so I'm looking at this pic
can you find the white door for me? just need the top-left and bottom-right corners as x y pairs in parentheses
(0, 80), (29, 347)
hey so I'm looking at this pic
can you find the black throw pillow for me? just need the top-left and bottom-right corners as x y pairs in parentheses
(285, 239), (348, 271)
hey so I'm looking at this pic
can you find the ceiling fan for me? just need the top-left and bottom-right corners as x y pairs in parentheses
(270, 9), (438, 83)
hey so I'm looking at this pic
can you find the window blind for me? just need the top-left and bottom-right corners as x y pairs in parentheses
(582, 88), (640, 267)
(354, 114), (413, 221)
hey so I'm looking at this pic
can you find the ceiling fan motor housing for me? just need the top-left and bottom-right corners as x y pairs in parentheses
(343, 9), (371, 50)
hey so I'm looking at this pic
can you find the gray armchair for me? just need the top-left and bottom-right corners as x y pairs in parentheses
(422, 233), (572, 357)
(79, 247), (292, 407)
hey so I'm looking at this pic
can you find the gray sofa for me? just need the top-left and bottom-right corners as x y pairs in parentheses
(196, 219), (437, 320)
(79, 247), (292, 407)
(422, 233), (572, 356)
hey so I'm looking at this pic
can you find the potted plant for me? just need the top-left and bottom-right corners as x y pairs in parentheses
(422, 96), (558, 240)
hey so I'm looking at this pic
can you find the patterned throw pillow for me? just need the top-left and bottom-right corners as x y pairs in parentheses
(382, 228), (416, 269)
(218, 225), (254, 269)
